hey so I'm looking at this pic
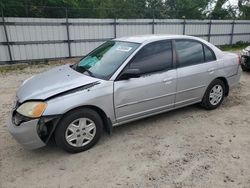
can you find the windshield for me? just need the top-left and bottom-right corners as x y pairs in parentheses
(72, 41), (140, 79)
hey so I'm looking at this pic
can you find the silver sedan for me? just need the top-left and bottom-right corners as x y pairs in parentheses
(8, 35), (241, 153)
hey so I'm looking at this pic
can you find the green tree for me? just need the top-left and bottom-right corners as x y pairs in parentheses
(0, 0), (249, 19)
(210, 0), (231, 19)
(238, 0), (250, 19)
(165, 0), (211, 19)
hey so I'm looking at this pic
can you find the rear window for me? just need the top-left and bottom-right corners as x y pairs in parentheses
(204, 45), (216, 62)
(175, 40), (204, 67)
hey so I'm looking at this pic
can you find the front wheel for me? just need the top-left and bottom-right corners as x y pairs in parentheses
(201, 79), (225, 110)
(54, 108), (103, 153)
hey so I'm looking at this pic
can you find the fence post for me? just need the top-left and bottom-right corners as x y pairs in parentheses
(182, 17), (186, 35)
(152, 9), (155, 34)
(1, 8), (13, 62)
(230, 20), (235, 45)
(65, 8), (71, 57)
(208, 19), (212, 42)
(113, 17), (117, 38)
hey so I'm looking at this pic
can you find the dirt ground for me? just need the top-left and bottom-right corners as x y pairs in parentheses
(0, 61), (250, 188)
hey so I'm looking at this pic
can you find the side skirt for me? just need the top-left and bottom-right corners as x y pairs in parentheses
(112, 99), (202, 127)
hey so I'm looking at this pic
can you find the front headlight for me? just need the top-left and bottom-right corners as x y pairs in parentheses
(16, 101), (47, 118)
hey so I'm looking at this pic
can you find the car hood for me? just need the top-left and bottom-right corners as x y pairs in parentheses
(17, 65), (100, 103)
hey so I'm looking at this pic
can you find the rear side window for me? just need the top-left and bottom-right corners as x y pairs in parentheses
(128, 40), (173, 74)
(175, 40), (204, 67)
(204, 45), (216, 62)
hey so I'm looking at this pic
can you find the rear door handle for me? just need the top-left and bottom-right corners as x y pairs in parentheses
(163, 77), (173, 84)
(207, 68), (215, 74)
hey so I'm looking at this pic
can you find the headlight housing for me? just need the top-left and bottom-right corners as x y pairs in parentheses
(16, 101), (47, 118)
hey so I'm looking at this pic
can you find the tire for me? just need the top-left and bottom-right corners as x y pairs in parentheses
(201, 79), (226, 110)
(241, 64), (248, 72)
(54, 108), (103, 153)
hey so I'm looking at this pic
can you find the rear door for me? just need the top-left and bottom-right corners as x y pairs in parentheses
(174, 39), (217, 107)
(114, 40), (177, 123)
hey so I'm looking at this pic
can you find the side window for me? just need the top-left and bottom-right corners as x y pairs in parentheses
(128, 41), (173, 74)
(175, 40), (204, 67)
(204, 45), (216, 62)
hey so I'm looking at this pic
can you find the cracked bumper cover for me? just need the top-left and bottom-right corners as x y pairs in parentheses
(8, 117), (46, 149)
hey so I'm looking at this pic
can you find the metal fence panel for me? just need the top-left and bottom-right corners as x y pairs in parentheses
(10, 43), (69, 61)
(71, 41), (104, 57)
(155, 19), (183, 34)
(0, 17), (250, 63)
(116, 19), (152, 37)
(233, 35), (250, 44)
(69, 18), (114, 40)
(185, 20), (209, 35)
(211, 25), (232, 35)
(234, 23), (250, 33)
(198, 36), (209, 41)
(0, 45), (9, 61)
(0, 26), (5, 42)
(210, 36), (231, 45)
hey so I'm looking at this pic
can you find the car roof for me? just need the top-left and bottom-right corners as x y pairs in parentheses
(112, 34), (202, 44)
(112, 34), (223, 62)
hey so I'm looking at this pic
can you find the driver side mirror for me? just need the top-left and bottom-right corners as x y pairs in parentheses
(119, 68), (141, 80)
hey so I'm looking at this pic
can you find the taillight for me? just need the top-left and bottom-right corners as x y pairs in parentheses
(237, 55), (241, 65)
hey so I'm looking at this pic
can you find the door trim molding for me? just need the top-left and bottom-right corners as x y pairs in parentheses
(116, 92), (176, 109)
(177, 84), (206, 94)
(116, 102), (174, 122)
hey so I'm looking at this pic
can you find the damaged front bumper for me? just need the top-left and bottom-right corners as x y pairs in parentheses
(8, 111), (60, 150)
(8, 117), (46, 149)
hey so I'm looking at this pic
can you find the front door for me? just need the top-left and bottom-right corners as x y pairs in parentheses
(114, 40), (177, 123)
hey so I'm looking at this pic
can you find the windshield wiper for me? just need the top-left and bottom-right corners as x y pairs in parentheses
(75, 66), (95, 77)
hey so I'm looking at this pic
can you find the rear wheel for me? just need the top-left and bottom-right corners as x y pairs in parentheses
(55, 108), (103, 153)
(201, 79), (225, 110)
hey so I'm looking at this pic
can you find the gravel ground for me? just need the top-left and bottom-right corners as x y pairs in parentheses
(0, 62), (250, 188)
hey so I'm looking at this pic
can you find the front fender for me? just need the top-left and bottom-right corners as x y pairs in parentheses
(42, 80), (116, 124)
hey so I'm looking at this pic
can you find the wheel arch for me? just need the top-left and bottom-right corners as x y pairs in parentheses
(203, 77), (229, 100)
(216, 77), (229, 96)
(201, 77), (228, 110)
(54, 105), (113, 136)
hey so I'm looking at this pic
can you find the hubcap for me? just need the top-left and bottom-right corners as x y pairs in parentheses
(65, 118), (96, 147)
(209, 84), (223, 106)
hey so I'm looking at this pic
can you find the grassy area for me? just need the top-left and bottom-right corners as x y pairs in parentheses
(0, 58), (77, 74)
(0, 63), (48, 74)
(218, 41), (250, 51)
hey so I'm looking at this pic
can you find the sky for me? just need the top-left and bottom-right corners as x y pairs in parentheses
(229, 0), (238, 6)
(226, 0), (250, 6)
(222, 0), (239, 10)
